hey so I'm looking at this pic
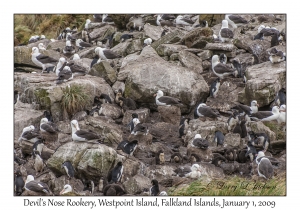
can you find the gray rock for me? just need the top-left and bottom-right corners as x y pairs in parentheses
(88, 25), (116, 41)
(100, 103), (122, 119)
(224, 133), (241, 147)
(157, 106), (181, 125)
(170, 53), (179, 61)
(156, 44), (187, 57)
(178, 50), (203, 74)
(77, 47), (98, 60)
(72, 58), (92, 74)
(202, 60), (211, 70)
(187, 146), (213, 162)
(206, 78), (245, 112)
(111, 39), (143, 57)
(14, 104), (44, 139)
(89, 61), (117, 85)
(197, 50), (213, 60)
(143, 23), (164, 41)
(238, 61), (286, 107)
(123, 46), (209, 113)
(145, 165), (177, 181)
(47, 142), (118, 182)
(123, 174), (151, 195)
(200, 162), (225, 179)
(180, 27), (214, 48)
(151, 29), (186, 49)
(204, 43), (237, 51)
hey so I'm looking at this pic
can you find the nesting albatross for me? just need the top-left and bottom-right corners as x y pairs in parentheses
(154, 90), (183, 106)
(95, 47), (121, 61)
(256, 151), (274, 179)
(31, 47), (58, 73)
(25, 175), (50, 194)
(219, 20), (234, 42)
(194, 103), (219, 119)
(70, 120), (103, 143)
(212, 55), (238, 79)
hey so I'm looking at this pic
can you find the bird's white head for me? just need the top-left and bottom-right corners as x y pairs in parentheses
(194, 134), (202, 139)
(38, 43), (46, 50)
(76, 39), (83, 46)
(95, 47), (103, 56)
(60, 184), (72, 195)
(73, 54), (80, 60)
(221, 20), (229, 28)
(251, 100), (259, 107)
(133, 118), (141, 127)
(176, 15), (183, 20)
(155, 90), (164, 98)
(256, 151), (265, 159)
(41, 35), (46, 39)
(63, 66), (71, 71)
(279, 104), (286, 112)
(211, 55), (220, 66)
(59, 57), (66, 64)
(40, 117), (49, 124)
(71, 120), (80, 131)
(191, 164), (200, 171)
(31, 47), (39, 55)
(86, 19), (91, 24)
(66, 40), (72, 47)
(159, 191), (168, 196)
(258, 25), (266, 33)
(26, 175), (34, 183)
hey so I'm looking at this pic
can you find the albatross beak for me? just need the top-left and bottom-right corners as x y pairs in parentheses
(153, 94), (157, 97)
(59, 189), (65, 195)
(76, 125), (80, 131)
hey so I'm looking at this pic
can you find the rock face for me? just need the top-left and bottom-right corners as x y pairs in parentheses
(89, 61), (117, 85)
(14, 73), (114, 122)
(123, 46), (209, 113)
(178, 50), (203, 74)
(239, 61), (286, 106)
(14, 103), (44, 138)
(143, 23), (164, 41)
(157, 106), (181, 125)
(47, 142), (118, 182)
(156, 44), (187, 57)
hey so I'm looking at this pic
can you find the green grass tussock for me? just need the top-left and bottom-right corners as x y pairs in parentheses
(60, 84), (91, 117)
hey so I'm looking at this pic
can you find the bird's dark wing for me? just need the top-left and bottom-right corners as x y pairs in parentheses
(80, 42), (93, 48)
(161, 14), (176, 20)
(22, 130), (40, 140)
(259, 159), (273, 178)
(181, 18), (195, 24)
(68, 61), (87, 74)
(254, 32), (264, 40)
(36, 54), (58, 64)
(198, 106), (219, 118)
(214, 63), (235, 74)
(41, 124), (56, 133)
(158, 96), (181, 104)
(220, 28), (234, 38)
(250, 111), (273, 119)
(76, 130), (99, 140)
(228, 15), (248, 23)
(103, 50), (120, 59)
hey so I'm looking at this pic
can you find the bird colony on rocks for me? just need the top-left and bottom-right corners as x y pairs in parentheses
(14, 14), (286, 196)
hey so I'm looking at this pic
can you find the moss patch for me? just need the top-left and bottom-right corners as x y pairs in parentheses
(34, 88), (51, 109)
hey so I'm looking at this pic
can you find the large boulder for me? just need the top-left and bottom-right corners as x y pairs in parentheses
(111, 39), (143, 57)
(238, 61), (286, 107)
(157, 106), (181, 125)
(47, 142), (118, 183)
(180, 27), (214, 48)
(89, 61), (117, 85)
(79, 116), (123, 146)
(123, 174), (151, 195)
(178, 50), (203, 74)
(14, 73), (114, 122)
(143, 23), (164, 41)
(88, 25), (116, 41)
(123, 46), (209, 113)
(151, 29), (187, 50)
(14, 103), (44, 139)
(206, 78), (245, 112)
(156, 44), (187, 57)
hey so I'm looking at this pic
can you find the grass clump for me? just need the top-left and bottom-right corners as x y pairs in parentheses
(168, 174), (286, 196)
(60, 84), (91, 117)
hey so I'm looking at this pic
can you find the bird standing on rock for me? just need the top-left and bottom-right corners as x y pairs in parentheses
(31, 47), (58, 73)
(212, 55), (238, 79)
(219, 20), (234, 42)
(154, 90), (183, 106)
(194, 103), (219, 119)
